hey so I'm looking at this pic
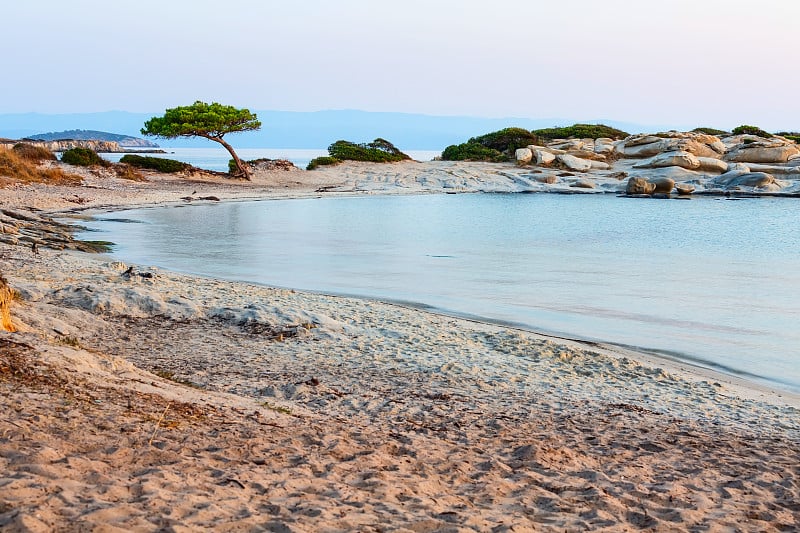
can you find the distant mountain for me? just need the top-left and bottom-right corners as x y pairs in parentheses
(0, 110), (672, 151)
(25, 129), (158, 148)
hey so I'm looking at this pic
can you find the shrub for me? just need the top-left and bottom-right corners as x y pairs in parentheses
(0, 148), (82, 186)
(468, 128), (540, 152)
(775, 132), (800, 143)
(120, 154), (190, 173)
(441, 142), (507, 162)
(692, 127), (729, 136)
(307, 156), (341, 170)
(326, 138), (410, 163)
(61, 147), (109, 167)
(12, 143), (56, 162)
(731, 125), (772, 138)
(114, 164), (146, 181)
(532, 123), (629, 140)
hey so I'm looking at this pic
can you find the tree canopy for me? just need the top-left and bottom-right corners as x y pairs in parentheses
(141, 101), (260, 179)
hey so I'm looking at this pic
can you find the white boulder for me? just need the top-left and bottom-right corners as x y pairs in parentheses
(635, 150), (701, 170)
(557, 154), (593, 172)
(696, 157), (729, 173)
(515, 148), (533, 164)
(534, 149), (556, 166)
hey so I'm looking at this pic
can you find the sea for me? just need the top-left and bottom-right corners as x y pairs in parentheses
(77, 193), (800, 394)
(100, 147), (442, 171)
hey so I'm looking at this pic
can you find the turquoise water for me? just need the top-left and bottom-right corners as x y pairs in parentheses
(79, 194), (800, 392)
(100, 147), (441, 171)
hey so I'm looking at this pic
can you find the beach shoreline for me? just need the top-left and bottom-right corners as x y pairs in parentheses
(2, 162), (799, 531)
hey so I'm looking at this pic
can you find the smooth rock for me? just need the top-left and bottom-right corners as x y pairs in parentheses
(570, 179), (596, 189)
(675, 183), (695, 195)
(534, 149), (556, 166)
(515, 148), (533, 163)
(590, 160), (611, 170)
(648, 177), (675, 194)
(714, 171), (776, 188)
(725, 144), (799, 164)
(515, 148), (533, 164)
(557, 154), (593, 172)
(696, 157), (729, 173)
(534, 175), (557, 184)
(626, 177), (656, 195)
(566, 149), (606, 161)
(594, 138), (616, 154)
(621, 139), (668, 158)
(636, 150), (700, 170)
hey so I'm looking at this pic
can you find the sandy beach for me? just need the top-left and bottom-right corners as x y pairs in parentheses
(2, 162), (799, 532)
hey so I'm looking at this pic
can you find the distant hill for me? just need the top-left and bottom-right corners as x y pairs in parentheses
(0, 110), (669, 150)
(25, 129), (158, 148)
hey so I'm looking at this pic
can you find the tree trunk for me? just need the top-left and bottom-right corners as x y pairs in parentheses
(204, 135), (251, 180)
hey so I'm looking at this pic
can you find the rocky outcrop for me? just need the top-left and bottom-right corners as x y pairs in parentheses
(626, 177), (656, 195)
(635, 151), (701, 171)
(0, 209), (108, 253)
(723, 140), (799, 164)
(496, 127), (799, 195)
(557, 154), (593, 172)
(712, 171), (776, 189)
(0, 139), (124, 153)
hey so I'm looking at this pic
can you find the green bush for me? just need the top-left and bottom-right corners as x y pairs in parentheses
(775, 132), (800, 143)
(441, 142), (507, 162)
(467, 128), (540, 152)
(691, 127), (729, 136)
(120, 154), (190, 173)
(307, 156), (341, 170)
(12, 143), (56, 162)
(731, 125), (772, 138)
(532, 123), (629, 140)
(61, 147), (109, 167)
(326, 138), (410, 163)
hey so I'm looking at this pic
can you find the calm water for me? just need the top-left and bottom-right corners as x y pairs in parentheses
(100, 147), (441, 171)
(78, 194), (800, 392)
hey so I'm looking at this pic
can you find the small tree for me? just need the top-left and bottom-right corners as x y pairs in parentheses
(141, 101), (261, 179)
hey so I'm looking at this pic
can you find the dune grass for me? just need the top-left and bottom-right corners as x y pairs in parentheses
(0, 147), (83, 187)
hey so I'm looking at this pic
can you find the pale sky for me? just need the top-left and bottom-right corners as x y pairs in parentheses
(3, 0), (799, 131)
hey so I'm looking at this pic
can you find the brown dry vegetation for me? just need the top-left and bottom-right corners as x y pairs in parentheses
(0, 275), (16, 332)
(0, 147), (83, 187)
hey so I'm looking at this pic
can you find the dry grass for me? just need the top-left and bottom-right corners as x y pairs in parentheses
(12, 143), (57, 163)
(114, 163), (147, 181)
(0, 147), (83, 187)
(0, 275), (17, 332)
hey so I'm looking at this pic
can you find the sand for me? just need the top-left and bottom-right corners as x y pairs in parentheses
(1, 161), (799, 532)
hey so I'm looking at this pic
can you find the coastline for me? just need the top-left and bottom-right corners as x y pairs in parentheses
(2, 162), (799, 531)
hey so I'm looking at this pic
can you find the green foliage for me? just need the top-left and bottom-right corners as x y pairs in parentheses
(532, 123), (629, 140)
(326, 138), (410, 163)
(776, 132), (800, 143)
(731, 125), (772, 138)
(440, 127), (538, 161)
(306, 156), (341, 170)
(142, 101), (260, 179)
(468, 128), (540, 152)
(12, 143), (56, 162)
(141, 101), (261, 139)
(60, 147), (109, 167)
(691, 127), (728, 136)
(120, 154), (190, 173)
(440, 142), (507, 162)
